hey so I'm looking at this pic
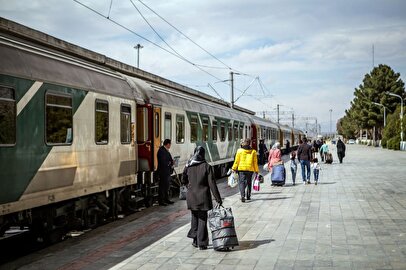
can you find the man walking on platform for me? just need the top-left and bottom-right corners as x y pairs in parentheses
(232, 139), (259, 202)
(336, 138), (346, 163)
(157, 139), (174, 206)
(297, 139), (312, 184)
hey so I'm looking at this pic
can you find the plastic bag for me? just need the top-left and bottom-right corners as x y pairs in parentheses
(179, 185), (188, 200)
(263, 163), (269, 171)
(253, 175), (260, 191)
(227, 172), (239, 188)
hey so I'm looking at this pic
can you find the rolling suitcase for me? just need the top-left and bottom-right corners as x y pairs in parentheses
(208, 206), (239, 251)
(325, 153), (333, 164)
(271, 164), (286, 186)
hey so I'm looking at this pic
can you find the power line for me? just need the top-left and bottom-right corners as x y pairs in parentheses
(129, 0), (227, 71)
(72, 0), (226, 83)
(107, 0), (114, 18)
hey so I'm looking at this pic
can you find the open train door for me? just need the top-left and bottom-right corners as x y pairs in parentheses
(152, 107), (161, 171)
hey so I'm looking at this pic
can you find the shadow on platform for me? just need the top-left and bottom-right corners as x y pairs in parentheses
(237, 239), (275, 250)
(317, 182), (336, 185)
(252, 191), (281, 195)
(247, 197), (290, 202)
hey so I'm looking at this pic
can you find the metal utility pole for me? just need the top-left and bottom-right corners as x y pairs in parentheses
(292, 113), (295, 128)
(372, 44), (375, 69)
(230, 71), (234, 109)
(329, 109), (333, 134)
(277, 104), (280, 124)
(372, 102), (387, 127)
(134, 44), (143, 68)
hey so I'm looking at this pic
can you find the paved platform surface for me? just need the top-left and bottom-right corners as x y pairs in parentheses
(3, 145), (406, 270)
(110, 145), (406, 270)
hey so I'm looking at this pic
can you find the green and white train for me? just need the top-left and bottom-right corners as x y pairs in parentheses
(0, 18), (304, 238)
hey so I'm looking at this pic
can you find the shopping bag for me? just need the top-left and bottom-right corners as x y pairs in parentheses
(263, 163), (269, 171)
(227, 172), (239, 188)
(253, 176), (260, 191)
(179, 185), (188, 200)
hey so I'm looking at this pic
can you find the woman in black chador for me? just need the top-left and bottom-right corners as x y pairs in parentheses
(182, 146), (222, 250)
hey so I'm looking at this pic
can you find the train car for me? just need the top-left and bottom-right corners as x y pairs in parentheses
(0, 18), (303, 238)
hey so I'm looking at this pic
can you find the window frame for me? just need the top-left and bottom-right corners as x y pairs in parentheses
(176, 114), (185, 144)
(233, 122), (239, 141)
(120, 103), (132, 144)
(190, 114), (199, 143)
(164, 112), (172, 141)
(212, 119), (218, 142)
(0, 85), (16, 147)
(95, 99), (109, 145)
(45, 91), (73, 146)
(202, 116), (209, 142)
(220, 121), (226, 142)
(227, 122), (233, 141)
(154, 111), (160, 139)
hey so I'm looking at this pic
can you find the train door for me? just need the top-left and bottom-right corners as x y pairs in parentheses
(153, 107), (161, 171)
(251, 124), (257, 150)
(137, 104), (153, 172)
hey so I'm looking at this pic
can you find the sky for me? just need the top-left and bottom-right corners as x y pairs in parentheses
(1, 0), (406, 133)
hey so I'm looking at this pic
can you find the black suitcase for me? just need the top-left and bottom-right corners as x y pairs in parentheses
(325, 153), (333, 164)
(208, 206), (239, 251)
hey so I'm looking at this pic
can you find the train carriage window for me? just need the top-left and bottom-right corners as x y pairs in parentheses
(136, 107), (148, 142)
(176, 114), (185, 143)
(0, 86), (16, 146)
(228, 122), (232, 141)
(154, 112), (159, 138)
(121, 104), (131, 144)
(220, 121), (226, 142)
(190, 114), (198, 142)
(233, 122), (238, 141)
(202, 117), (209, 142)
(164, 112), (172, 140)
(95, 100), (109, 144)
(212, 120), (218, 141)
(45, 92), (73, 145)
(245, 126), (248, 139)
(239, 123), (244, 139)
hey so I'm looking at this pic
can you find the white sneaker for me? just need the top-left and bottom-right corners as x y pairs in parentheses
(303, 181), (306, 185)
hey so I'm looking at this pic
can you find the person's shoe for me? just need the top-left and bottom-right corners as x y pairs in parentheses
(192, 239), (198, 248)
(303, 181), (306, 185)
(293, 182), (295, 186)
(307, 180), (311, 184)
(241, 197), (246, 203)
(315, 181), (318, 185)
(199, 246), (207, 250)
(159, 202), (168, 206)
(247, 197), (251, 200)
(165, 200), (174, 204)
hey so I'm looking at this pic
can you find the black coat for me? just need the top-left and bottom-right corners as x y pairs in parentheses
(182, 162), (222, 211)
(337, 140), (346, 156)
(297, 143), (312, 161)
(157, 146), (173, 176)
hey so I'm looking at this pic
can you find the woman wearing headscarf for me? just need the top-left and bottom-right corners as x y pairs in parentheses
(268, 142), (282, 171)
(182, 146), (222, 250)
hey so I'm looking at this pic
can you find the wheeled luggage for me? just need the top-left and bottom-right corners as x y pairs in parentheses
(325, 153), (333, 164)
(208, 206), (239, 251)
(271, 164), (285, 186)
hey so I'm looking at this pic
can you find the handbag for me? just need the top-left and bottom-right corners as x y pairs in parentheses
(227, 172), (239, 188)
(179, 185), (188, 200)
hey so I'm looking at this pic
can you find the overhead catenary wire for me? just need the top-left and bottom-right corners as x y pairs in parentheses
(107, 0), (114, 18)
(128, 0), (227, 71)
(72, 0), (227, 83)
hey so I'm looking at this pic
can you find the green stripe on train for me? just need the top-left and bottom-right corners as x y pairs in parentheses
(0, 74), (87, 204)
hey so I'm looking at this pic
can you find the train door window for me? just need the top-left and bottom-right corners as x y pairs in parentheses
(190, 114), (198, 142)
(154, 111), (159, 138)
(176, 114), (185, 143)
(233, 122), (238, 141)
(45, 92), (73, 145)
(164, 112), (172, 140)
(95, 99), (109, 144)
(245, 126), (248, 139)
(239, 123), (244, 139)
(202, 117), (209, 142)
(136, 107), (148, 142)
(0, 86), (16, 146)
(121, 104), (131, 144)
(212, 120), (218, 141)
(220, 121), (226, 142)
(228, 122), (232, 141)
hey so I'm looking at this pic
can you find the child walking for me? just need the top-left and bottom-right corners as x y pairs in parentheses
(290, 151), (297, 185)
(312, 158), (321, 185)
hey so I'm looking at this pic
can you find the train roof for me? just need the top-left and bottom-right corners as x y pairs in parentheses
(250, 115), (280, 129)
(0, 17), (254, 115)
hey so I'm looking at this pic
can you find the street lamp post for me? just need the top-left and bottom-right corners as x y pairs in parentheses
(385, 92), (403, 142)
(329, 109), (332, 135)
(372, 102), (387, 127)
(134, 44), (143, 68)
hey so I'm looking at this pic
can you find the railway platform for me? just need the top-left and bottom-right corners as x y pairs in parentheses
(3, 145), (406, 270)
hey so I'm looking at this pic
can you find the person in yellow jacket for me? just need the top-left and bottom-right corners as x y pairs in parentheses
(232, 138), (259, 202)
